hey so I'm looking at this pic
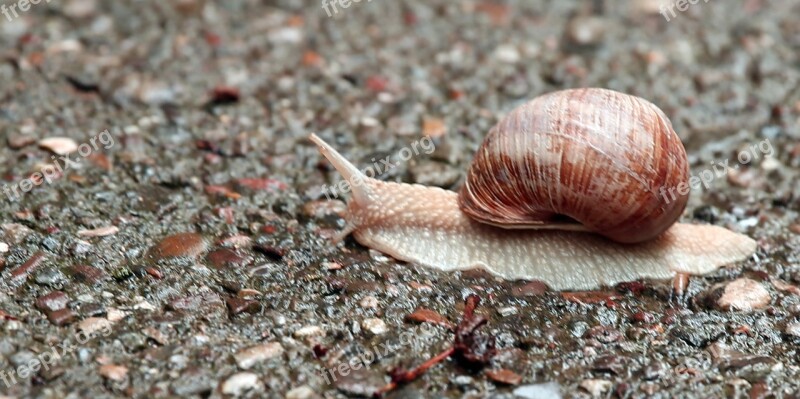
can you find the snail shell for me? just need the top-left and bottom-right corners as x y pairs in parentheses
(458, 88), (689, 243)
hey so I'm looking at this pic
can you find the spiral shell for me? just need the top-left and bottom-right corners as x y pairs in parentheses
(458, 88), (689, 243)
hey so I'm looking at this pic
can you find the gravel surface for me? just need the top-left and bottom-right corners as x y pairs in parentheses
(1, 0), (800, 398)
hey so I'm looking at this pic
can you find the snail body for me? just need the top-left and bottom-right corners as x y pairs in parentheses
(309, 88), (756, 290)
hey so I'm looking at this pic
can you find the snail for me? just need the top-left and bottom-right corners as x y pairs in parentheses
(309, 88), (757, 291)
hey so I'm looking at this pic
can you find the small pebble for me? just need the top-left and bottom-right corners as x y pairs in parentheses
(408, 281), (433, 292)
(225, 297), (260, 315)
(717, 278), (771, 311)
(303, 200), (346, 218)
(221, 372), (261, 396)
(36, 291), (70, 312)
(134, 300), (156, 311)
(632, 311), (655, 324)
(77, 226), (119, 237)
(323, 262), (343, 271)
(580, 379), (612, 397)
(642, 361), (667, 380)
(511, 281), (548, 297)
(405, 308), (453, 329)
(293, 325), (325, 342)
(750, 381), (770, 398)
(39, 137), (78, 155)
(362, 318), (388, 335)
(592, 355), (629, 375)
(785, 323), (800, 338)
(498, 306), (518, 317)
(234, 342), (284, 369)
(286, 386), (316, 399)
(77, 317), (112, 335)
(771, 279), (800, 296)
(486, 368), (522, 385)
(359, 296), (379, 309)
(513, 382), (562, 399)
(150, 232), (208, 259)
(218, 235), (252, 248)
(47, 309), (77, 326)
(707, 342), (777, 375)
(368, 250), (391, 262)
(72, 240), (93, 256)
(142, 327), (169, 345)
(2, 223), (33, 244)
(64, 0), (98, 18)
(237, 288), (263, 298)
(171, 367), (214, 395)
(633, 0), (662, 14)
(268, 26), (302, 44)
(567, 16), (606, 46)
(9, 252), (46, 285)
(34, 267), (67, 287)
(68, 265), (108, 284)
(168, 291), (225, 317)
(207, 248), (251, 269)
(761, 157), (781, 171)
(99, 364), (128, 382)
(453, 375), (474, 386)
(334, 370), (384, 397)
(584, 326), (622, 343)
(493, 44), (520, 63)
(234, 178), (287, 192)
(8, 133), (36, 149)
(422, 116), (448, 138)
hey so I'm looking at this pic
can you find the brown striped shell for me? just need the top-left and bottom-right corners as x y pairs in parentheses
(458, 88), (689, 244)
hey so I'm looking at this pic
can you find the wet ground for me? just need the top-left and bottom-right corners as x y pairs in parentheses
(1, 0), (800, 398)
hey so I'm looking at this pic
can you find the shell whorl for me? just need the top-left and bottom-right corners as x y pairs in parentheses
(458, 88), (689, 243)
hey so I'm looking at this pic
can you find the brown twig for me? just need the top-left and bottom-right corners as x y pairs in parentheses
(373, 294), (496, 397)
(374, 346), (456, 396)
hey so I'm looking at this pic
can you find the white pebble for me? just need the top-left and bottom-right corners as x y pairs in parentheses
(221, 372), (261, 396)
(580, 379), (612, 397)
(77, 317), (113, 335)
(78, 226), (119, 237)
(359, 296), (379, 309)
(98, 364), (128, 381)
(718, 278), (771, 312)
(362, 318), (388, 336)
(106, 308), (129, 322)
(513, 382), (562, 399)
(761, 157), (781, 171)
(785, 323), (800, 338)
(494, 44), (520, 64)
(498, 306), (518, 317)
(286, 386), (315, 399)
(39, 137), (78, 155)
(293, 325), (325, 341)
(234, 343), (284, 369)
